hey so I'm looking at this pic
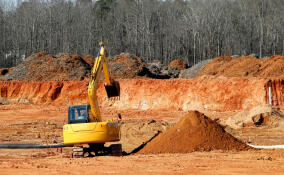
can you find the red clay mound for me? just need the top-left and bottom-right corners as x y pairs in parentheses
(139, 111), (249, 154)
(168, 59), (187, 70)
(198, 55), (284, 78)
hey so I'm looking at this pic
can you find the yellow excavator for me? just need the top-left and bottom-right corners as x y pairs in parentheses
(63, 42), (121, 157)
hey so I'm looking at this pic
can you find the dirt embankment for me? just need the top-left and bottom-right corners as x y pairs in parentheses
(198, 55), (284, 78)
(0, 76), (276, 111)
(0, 81), (87, 104)
(139, 111), (249, 154)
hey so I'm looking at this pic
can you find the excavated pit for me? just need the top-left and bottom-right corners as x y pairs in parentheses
(0, 76), (283, 111)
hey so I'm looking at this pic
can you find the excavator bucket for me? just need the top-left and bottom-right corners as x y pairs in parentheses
(105, 80), (120, 98)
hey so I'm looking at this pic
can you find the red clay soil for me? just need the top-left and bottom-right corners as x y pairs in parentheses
(138, 111), (250, 154)
(168, 59), (187, 70)
(198, 55), (284, 78)
(265, 80), (284, 106)
(0, 76), (274, 111)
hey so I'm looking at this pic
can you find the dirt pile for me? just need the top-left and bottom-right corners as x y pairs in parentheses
(223, 105), (284, 129)
(109, 53), (170, 79)
(139, 111), (249, 154)
(81, 55), (95, 67)
(1, 51), (92, 81)
(147, 60), (171, 78)
(156, 59), (187, 78)
(0, 51), (168, 81)
(168, 59), (187, 70)
(198, 55), (284, 78)
(179, 59), (211, 78)
(109, 53), (152, 79)
(147, 60), (163, 74)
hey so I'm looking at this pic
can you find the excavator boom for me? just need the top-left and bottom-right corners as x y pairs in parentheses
(87, 42), (120, 122)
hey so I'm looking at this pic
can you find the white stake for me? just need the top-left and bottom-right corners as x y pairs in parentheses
(269, 86), (272, 105)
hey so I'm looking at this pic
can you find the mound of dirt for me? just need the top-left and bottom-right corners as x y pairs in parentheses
(109, 53), (168, 79)
(148, 60), (165, 75)
(1, 51), (92, 81)
(109, 53), (150, 78)
(198, 55), (284, 78)
(179, 59), (211, 78)
(0, 51), (174, 80)
(81, 55), (94, 67)
(138, 111), (249, 154)
(223, 105), (284, 129)
(168, 59), (187, 70)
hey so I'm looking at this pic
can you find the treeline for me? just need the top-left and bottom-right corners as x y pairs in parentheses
(0, 0), (283, 68)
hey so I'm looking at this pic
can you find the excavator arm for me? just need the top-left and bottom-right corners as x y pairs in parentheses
(87, 42), (119, 122)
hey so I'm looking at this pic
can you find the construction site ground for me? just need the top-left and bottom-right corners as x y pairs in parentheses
(1, 54), (284, 174)
(0, 104), (284, 174)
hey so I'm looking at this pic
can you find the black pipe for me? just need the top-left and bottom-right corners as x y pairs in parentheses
(0, 143), (73, 149)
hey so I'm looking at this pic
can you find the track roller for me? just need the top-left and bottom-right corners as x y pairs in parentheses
(72, 146), (84, 158)
(110, 144), (122, 156)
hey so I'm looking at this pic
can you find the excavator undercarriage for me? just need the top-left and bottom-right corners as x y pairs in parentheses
(72, 144), (122, 158)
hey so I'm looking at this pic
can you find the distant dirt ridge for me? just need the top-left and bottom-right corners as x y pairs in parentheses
(0, 52), (170, 81)
(198, 55), (284, 78)
(0, 52), (92, 81)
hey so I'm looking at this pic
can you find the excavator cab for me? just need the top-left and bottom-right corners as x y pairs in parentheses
(64, 104), (120, 146)
(68, 105), (90, 124)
